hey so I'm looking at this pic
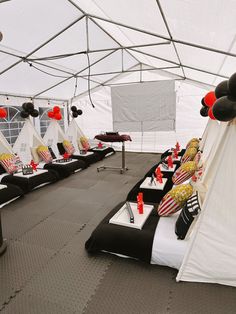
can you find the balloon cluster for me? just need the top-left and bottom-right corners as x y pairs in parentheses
(0, 107), (7, 119)
(20, 102), (39, 118)
(200, 72), (236, 122)
(71, 106), (83, 118)
(47, 106), (62, 120)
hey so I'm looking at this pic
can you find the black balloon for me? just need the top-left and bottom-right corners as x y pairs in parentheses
(228, 72), (236, 97)
(72, 112), (78, 118)
(22, 102), (28, 111)
(31, 109), (39, 117)
(71, 106), (77, 112)
(215, 80), (229, 99)
(77, 109), (83, 115)
(200, 106), (209, 117)
(25, 102), (34, 113)
(212, 96), (236, 121)
(201, 98), (207, 107)
(20, 110), (29, 118)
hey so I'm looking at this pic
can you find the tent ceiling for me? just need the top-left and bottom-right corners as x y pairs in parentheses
(0, 0), (235, 100)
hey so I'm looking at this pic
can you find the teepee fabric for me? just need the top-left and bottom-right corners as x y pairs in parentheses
(177, 119), (236, 287)
(13, 119), (45, 164)
(43, 120), (67, 158)
(66, 119), (85, 153)
(199, 118), (211, 152)
(200, 119), (220, 163)
(0, 130), (14, 155)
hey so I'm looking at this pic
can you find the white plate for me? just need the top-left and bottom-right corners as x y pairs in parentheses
(140, 177), (167, 190)
(109, 202), (154, 230)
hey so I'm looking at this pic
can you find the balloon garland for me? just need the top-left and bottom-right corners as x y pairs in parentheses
(20, 102), (39, 118)
(0, 107), (7, 119)
(200, 72), (236, 122)
(71, 105), (83, 118)
(47, 106), (62, 120)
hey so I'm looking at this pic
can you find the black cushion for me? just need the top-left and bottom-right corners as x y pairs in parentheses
(44, 159), (86, 179)
(1, 170), (59, 193)
(0, 164), (6, 175)
(57, 142), (65, 155)
(89, 147), (115, 159)
(48, 146), (56, 159)
(175, 193), (201, 240)
(85, 201), (159, 263)
(0, 183), (24, 205)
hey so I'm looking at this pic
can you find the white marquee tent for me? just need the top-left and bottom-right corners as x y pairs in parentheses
(0, 0), (235, 151)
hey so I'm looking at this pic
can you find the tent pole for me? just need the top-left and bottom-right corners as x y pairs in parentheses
(33, 50), (117, 98)
(129, 48), (229, 79)
(77, 65), (180, 78)
(155, 0), (186, 78)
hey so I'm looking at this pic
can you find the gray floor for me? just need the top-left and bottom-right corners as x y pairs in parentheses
(1, 152), (236, 314)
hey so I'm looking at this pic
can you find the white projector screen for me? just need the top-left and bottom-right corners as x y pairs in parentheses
(111, 81), (176, 132)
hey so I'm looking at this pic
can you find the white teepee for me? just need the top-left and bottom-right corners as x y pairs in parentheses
(200, 119), (220, 162)
(66, 119), (85, 153)
(13, 119), (45, 164)
(177, 119), (236, 287)
(43, 120), (67, 158)
(0, 130), (14, 155)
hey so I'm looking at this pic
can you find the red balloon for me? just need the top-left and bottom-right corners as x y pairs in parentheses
(54, 112), (62, 120)
(204, 91), (216, 107)
(47, 111), (54, 119)
(0, 107), (7, 118)
(208, 107), (216, 120)
(53, 106), (60, 114)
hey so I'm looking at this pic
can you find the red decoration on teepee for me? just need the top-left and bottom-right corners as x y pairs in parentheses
(167, 155), (173, 168)
(175, 142), (180, 151)
(30, 160), (38, 171)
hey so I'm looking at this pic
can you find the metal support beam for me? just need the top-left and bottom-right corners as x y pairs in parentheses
(33, 50), (117, 98)
(129, 48), (229, 79)
(88, 13), (236, 58)
(155, 0), (186, 78)
(67, 0), (142, 67)
(76, 65), (180, 78)
(0, 14), (86, 76)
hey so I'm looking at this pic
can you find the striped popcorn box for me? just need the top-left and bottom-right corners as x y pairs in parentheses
(181, 147), (198, 164)
(37, 146), (53, 163)
(158, 184), (193, 217)
(80, 136), (90, 151)
(63, 140), (75, 155)
(0, 153), (18, 174)
(172, 161), (197, 185)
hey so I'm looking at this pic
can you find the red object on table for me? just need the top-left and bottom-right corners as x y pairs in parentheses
(97, 142), (103, 148)
(30, 160), (38, 171)
(137, 192), (144, 214)
(167, 155), (174, 168)
(155, 166), (163, 183)
(173, 148), (178, 159)
(63, 152), (71, 159)
(175, 142), (180, 152)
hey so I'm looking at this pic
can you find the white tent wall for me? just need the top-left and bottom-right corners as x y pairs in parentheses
(72, 79), (208, 152)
